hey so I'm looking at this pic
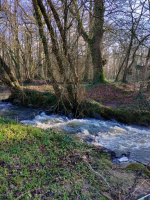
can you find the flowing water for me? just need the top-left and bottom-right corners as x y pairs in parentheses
(0, 94), (40, 121)
(0, 94), (150, 164)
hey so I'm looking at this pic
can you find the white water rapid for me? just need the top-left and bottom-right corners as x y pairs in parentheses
(21, 112), (150, 164)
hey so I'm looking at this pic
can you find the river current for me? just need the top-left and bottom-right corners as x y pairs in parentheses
(0, 96), (150, 164)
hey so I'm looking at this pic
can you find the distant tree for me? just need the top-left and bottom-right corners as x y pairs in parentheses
(114, 0), (150, 82)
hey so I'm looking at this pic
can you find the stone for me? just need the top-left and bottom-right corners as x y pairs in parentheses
(111, 152), (130, 164)
(93, 113), (103, 120)
(13, 98), (21, 105)
(45, 107), (54, 115)
(39, 110), (44, 114)
(118, 157), (129, 162)
(77, 115), (83, 119)
(68, 113), (74, 119)
(58, 110), (65, 115)
(2, 98), (10, 102)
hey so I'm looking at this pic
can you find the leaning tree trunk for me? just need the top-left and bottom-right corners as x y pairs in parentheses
(122, 35), (134, 83)
(0, 55), (23, 96)
(13, 0), (21, 79)
(32, 0), (61, 101)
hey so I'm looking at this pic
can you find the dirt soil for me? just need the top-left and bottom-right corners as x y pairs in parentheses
(85, 83), (150, 110)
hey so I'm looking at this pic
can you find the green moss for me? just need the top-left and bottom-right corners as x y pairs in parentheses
(80, 100), (113, 119)
(122, 89), (133, 95)
(114, 108), (150, 125)
(9, 89), (57, 108)
(126, 163), (150, 177)
(80, 100), (150, 125)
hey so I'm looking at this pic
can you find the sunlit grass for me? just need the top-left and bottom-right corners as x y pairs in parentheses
(0, 118), (149, 199)
(0, 118), (109, 199)
(23, 84), (54, 93)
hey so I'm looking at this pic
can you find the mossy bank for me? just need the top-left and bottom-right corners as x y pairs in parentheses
(8, 89), (150, 126)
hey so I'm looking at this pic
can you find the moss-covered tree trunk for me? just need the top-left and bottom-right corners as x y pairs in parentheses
(73, 0), (105, 83)
(91, 0), (105, 83)
(32, 0), (61, 101)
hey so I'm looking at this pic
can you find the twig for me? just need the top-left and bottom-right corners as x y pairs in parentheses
(125, 162), (150, 200)
(16, 188), (41, 199)
(100, 191), (113, 200)
(105, 167), (114, 177)
(131, 180), (147, 195)
(83, 159), (118, 198)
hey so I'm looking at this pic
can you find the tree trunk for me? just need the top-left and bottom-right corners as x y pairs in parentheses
(32, 0), (61, 101)
(0, 55), (23, 95)
(72, 0), (105, 83)
(83, 47), (91, 82)
(13, 0), (21, 79)
(147, 79), (150, 92)
(138, 48), (150, 96)
(122, 35), (134, 83)
(38, 40), (43, 78)
(91, 0), (105, 83)
(36, 0), (79, 114)
(83, 0), (92, 82)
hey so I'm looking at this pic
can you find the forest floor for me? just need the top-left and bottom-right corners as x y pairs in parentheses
(86, 83), (150, 110)
(22, 80), (150, 111)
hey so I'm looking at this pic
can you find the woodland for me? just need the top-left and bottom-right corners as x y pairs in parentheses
(0, 0), (150, 199)
(0, 0), (150, 112)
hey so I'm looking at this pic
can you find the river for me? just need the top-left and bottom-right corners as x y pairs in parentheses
(0, 93), (150, 164)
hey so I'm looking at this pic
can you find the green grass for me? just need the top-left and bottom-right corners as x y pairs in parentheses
(0, 118), (149, 199)
(0, 118), (110, 199)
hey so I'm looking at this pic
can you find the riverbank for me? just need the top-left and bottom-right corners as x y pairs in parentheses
(0, 117), (150, 199)
(3, 81), (150, 126)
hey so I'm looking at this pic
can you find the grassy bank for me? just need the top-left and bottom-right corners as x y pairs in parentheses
(0, 118), (150, 199)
